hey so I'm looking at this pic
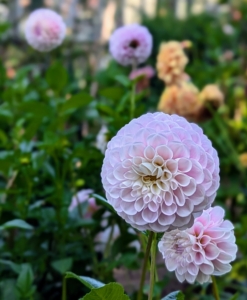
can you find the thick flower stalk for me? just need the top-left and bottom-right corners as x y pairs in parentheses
(158, 206), (237, 284)
(109, 24), (152, 66)
(25, 8), (66, 52)
(156, 41), (188, 85)
(158, 82), (202, 121)
(101, 112), (220, 232)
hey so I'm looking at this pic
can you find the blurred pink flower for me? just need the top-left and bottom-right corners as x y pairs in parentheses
(129, 66), (155, 92)
(109, 24), (152, 66)
(101, 112), (220, 232)
(69, 189), (98, 219)
(158, 206), (237, 284)
(25, 8), (66, 52)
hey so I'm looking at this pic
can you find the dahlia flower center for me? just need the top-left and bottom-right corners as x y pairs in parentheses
(129, 39), (139, 49)
(132, 158), (172, 197)
(173, 241), (185, 254)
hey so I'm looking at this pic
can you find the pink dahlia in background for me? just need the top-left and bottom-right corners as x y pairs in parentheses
(158, 206), (237, 283)
(69, 189), (98, 218)
(129, 66), (155, 92)
(109, 24), (152, 66)
(101, 112), (220, 232)
(25, 8), (66, 52)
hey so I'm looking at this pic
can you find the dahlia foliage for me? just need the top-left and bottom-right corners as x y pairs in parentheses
(101, 112), (220, 232)
(25, 8), (66, 52)
(158, 206), (237, 284)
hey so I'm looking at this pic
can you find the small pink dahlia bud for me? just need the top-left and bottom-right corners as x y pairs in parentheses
(101, 112), (220, 232)
(109, 24), (153, 66)
(24, 8), (66, 52)
(69, 189), (98, 219)
(129, 66), (155, 93)
(158, 206), (237, 284)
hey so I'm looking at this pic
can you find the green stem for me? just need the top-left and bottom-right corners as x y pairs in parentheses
(211, 276), (220, 300)
(148, 233), (157, 300)
(137, 231), (154, 300)
(103, 223), (115, 259)
(130, 82), (136, 120)
(62, 275), (67, 300)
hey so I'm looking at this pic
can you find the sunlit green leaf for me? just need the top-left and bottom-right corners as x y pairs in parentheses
(0, 219), (34, 231)
(65, 272), (104, 289)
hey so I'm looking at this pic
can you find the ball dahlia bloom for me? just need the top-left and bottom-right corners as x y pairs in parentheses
(158, 206), (237, 284)
(101, 112), (220, 232)
(69, 189), (98, 219)
(158, 82), (202, 121)
(24, 8), (66, 52)
(109, 24), (152, 66)
(156, 41), (188, 85)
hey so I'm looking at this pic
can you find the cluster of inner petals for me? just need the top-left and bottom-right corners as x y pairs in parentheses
(101, 112), (220, 232)
(158, 206), (237, 284)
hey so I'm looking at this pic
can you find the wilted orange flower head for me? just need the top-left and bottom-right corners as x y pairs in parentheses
(158, 82), (202, 121)
(199, 84), (224, 108)
(156, 41), (188, 85)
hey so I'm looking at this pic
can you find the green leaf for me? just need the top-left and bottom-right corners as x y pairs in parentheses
(115, 75), (131, 87)
(0, 219), (34, 231)
(80, 283), (130, 300)
(65, 272), (104, 289)
(0, 279), (18, 300)
(99, 87), (124, 101)
(161, 291), (185, 300)
(16, 264), (34, 296)
(230, 293), (240, 300)
(52, 258), (73, 274)
(46, 62), (68, 92)
(60, 92), (92, 114)
(0, 259), (21, 274)
(92, 194), (116, 213)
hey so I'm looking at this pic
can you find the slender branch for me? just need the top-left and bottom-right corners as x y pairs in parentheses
(130, 82), (136, 120)
(137, 231), (154, 300)
(62, 275), (67, 300)
(148, 233), (157, 300)
(211, 276), (220, 300)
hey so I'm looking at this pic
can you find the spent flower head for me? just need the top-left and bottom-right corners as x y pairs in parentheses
(158, 82), (202, 121)
(101, 112), (220, 232)
(156, 41), (188, 85)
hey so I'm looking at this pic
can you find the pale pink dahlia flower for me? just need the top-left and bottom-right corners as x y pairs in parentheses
(109, 24), (152, 66)
(69, 189), (98, 219)
(101, 112), (220, 232)
(158, 206), (237, 284)
(24, 8), (66, 52)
